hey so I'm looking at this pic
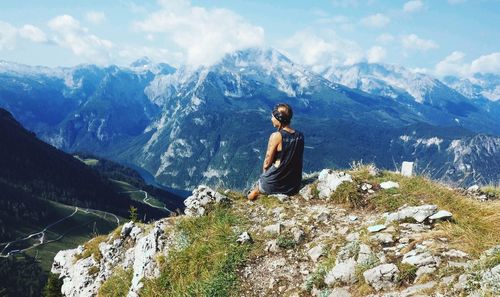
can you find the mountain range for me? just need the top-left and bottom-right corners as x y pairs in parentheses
(0, 48), (498, 189)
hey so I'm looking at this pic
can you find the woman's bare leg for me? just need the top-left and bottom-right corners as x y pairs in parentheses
(247, 184), (260, 200)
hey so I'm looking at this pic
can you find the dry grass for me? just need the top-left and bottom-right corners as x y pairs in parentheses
(74, 235), (107, 262)
(354, 169), (500, 257)
(98, 267), (133, 297)
(141, 206), (250, 297)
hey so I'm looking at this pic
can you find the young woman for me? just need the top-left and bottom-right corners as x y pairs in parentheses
(247, 103), (304, 200)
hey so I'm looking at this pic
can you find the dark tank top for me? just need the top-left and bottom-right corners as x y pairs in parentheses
(260, 129), (304, 195)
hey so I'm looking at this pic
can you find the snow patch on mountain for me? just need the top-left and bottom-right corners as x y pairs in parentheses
(322, 62), (439, 103)
(443, 74), (500, 101)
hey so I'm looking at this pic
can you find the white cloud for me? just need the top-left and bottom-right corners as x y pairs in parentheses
(366, 46), (386, 63)
(434, 51), (500, 77)
(48, 14), (113, 63)
(86, 11), (106, 25)
(376, 33), (394, 44)
(280, 29), (364, 72)
(360, 13), (390, 28)
(19, 24), (48, 43)
(435, 51), (468, 76)
(470, 52), (500, 74)
(0, 21), (17, 50)
(134, 0), (264, 66)
(331, 0), (359, 7)
(403, 0), (424, 13)
(401, 34), (438, 51)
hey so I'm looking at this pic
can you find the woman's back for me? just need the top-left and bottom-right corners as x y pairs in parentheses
(260, 129), (304, 195)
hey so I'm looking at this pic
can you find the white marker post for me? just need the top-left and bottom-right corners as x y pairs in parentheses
(401, 161), (414, 177)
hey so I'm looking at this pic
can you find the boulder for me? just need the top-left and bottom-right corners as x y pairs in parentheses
(236, 232), (253, 244)
(428, 210), (453, 220)
(325, 258), (357, 285)
(316, 169), (353, 199)
(362, 263), (399, 291)
(367, 224), (386, 233)
(184, 185), (229, 217)
(385, 205), (438, 223)
(308, 244), (325, 263)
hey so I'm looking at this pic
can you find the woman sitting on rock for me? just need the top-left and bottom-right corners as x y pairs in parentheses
(247, 103), (304, 200)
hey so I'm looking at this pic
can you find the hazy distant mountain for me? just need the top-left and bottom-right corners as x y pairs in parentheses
(442, 73), (500, 102)
(0, 49), (498, 189)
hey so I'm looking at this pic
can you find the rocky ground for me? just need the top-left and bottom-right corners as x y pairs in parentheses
(52, 167), (500, 297)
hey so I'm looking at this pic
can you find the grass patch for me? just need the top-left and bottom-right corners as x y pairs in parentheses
(396, 262), (417, 286)
(73, 235), (107, 262)
(88, 265), (100, 276)
(304, 248), (338, 293)
(141, 206), (250, 297)
(346, 170), (500, 256)
(257, 195), (282, 209)
(330, 181), (363, 208)
(481, 185), (500, 199)
(98, 267), (133, 297)
(276, 232), (296, 249)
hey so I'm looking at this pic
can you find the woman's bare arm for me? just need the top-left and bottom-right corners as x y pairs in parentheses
(262, 132), (281, 172)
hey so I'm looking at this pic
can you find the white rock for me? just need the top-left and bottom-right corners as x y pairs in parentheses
(362, 263), (399, 291)
(325, 258), (357, 285)
(308, 244), (325, 263)
(236, 232), (253, 244)
(328, 287), (351, 297)
(357, 244), (377, 266)
(264, 223), (282, 235)
(299, 184), (314, 200)
(415, 266), (436, 282)
(370, 233), (394, 244)
(348, 215), (358, 221)
(386, 205), (438, 223)
(184, 185), (229, 216)
(129, 226), (142, 240)
(128, 221), (167, 296)
(121, 221), (135, 237)
(316, 169), (353, 199)
(429, 210), (453, 220)
(467, 184), (479, 191)
(402, 250), (440, 267)
(265, 240), (280, 253)
(380, 181), (400, 189)
(52, 248), (101, 297)
(367, 224), (386, 233)
(400, 281), (437, 297)
(269, 193), (289, 202)
(346, 232), (360, 242)
(291, 227), (305, 243)
(443, 249), (468, 258)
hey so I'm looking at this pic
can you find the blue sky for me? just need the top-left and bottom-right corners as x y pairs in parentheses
(0, 0), (499, 77)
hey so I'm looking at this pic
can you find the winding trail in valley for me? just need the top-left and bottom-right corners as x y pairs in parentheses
(121, 189), (174, 214)
(0, 206), (121, 257)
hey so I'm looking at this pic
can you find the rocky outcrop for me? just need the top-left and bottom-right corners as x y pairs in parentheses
(184, 185), (230, 216)
(51, 169), (500, 297)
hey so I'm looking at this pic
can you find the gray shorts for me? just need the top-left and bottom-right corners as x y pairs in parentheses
(258, 179), (268, 194)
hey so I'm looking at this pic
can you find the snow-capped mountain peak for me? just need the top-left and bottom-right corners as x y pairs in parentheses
(322, 62), (439, 103)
